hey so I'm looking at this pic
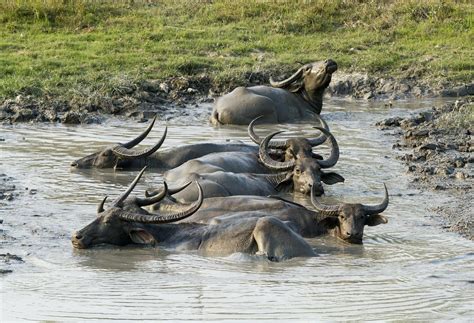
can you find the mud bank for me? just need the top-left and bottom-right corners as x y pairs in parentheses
(1, 73), (473, 125)
(377, 98), (473, 239)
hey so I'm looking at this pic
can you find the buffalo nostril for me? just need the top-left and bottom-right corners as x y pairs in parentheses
(71, 162), (78, 167)
(346, 232), (352, 237)
(74, 233), (83, 240)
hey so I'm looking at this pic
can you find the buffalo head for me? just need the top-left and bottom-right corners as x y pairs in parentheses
(71, 167), (203, 249)
(311, 184), (389, 244)
(259, 128), (344, 195)
(270, 59), (337, 113)
(70, 117), (167, 169)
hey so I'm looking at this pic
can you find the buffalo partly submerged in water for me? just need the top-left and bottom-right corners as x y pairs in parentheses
(70, 116), (257, 170)
(210, 59), (337, 125)
(72, 168), (316, 261)
(150, 185), (389, 245)
(161, 127), (343, 203)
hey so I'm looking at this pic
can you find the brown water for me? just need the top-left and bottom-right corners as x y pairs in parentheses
(1, 99), (473, 321)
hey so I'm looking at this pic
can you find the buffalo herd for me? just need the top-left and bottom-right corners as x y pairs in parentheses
(72, 60), (389, 261)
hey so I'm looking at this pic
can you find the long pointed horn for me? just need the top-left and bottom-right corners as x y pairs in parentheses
(97, 196), (108, 213)
(119, 181), (203, 224)
(308, 116), (329, 146)
(112, 126), (167, 159)
(136, 182), (168, 207)
(259, 131), (296, 171)
(121, 116), (157, 148)
(313, 127), (339, 168)
(112, 166), (147, 207)
(145, 181), (192, 197)
(248, 116), (287, 149)
(310, 185), (340, 216)
(270, 66), (304, 89)
(362, 184), (389, 215)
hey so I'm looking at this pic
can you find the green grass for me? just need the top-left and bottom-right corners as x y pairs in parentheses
(0, 0), (472, 100)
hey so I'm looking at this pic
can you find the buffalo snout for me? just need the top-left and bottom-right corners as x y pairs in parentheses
(71, 231), (88, 249)
(325, 59), (338, 73)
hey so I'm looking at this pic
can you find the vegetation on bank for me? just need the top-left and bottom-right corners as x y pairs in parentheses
(0, 0), (472, 100)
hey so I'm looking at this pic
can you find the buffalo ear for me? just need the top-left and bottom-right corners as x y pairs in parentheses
(275, 173), (293, 191)
(366, 214), (388, 227)
(311, 153), (323, 160)
(319, 216), (339, 229)
(321, 172), (345, 185)
(129, 229), (156, 245)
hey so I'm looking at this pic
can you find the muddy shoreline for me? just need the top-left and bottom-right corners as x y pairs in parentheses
(1, 73), (473, 125)
(377, 98), (473, 240)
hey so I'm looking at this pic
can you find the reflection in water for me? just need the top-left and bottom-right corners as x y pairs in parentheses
(1, 98), (473, 321)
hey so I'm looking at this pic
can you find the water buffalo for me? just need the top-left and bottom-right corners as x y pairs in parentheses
(152, 184), (389, 244)
(70, 116), (257, 170)
(71, 168), (316, 261)
(161, 126), (343, 203)
(210, 59), (337, 125)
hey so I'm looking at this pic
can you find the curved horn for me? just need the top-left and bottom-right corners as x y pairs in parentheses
(310, 185), (340, 216)
(259, 131), (296, 171)
(121, 116), (157, 149)
(112, 126), (167, 159)
(313, 127), (339, 168)
(136, 182), (168, 207)
(362, 184), (389, 215)
(119, 181), (203, 224)
(112, 166), (147, 207)
(270, 66), (304, 89)
(145, 181), (192, 197)
(307, 116), (329, 146)
(248, 116), (287, 149)
(97, 196), (108, 213)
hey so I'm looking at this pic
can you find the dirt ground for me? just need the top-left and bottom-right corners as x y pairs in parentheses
(377, 98), (473, 240)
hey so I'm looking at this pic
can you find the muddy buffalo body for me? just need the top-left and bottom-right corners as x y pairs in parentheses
(72, 168), (317, 261)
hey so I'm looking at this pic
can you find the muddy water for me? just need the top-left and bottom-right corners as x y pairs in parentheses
(1, 99), (473, 321)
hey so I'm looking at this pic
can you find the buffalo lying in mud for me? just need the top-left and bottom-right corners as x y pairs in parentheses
(152, 185), (389, 244)
(210, 59), (337, 125)
(70, 116), (256, 170)
(164, 127), (344, 202)
(72, 168), (316, 261)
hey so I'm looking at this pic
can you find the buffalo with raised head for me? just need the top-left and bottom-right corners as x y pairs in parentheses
(210, 59), (337, 125)
(71, 168), (316, 261)
(70, 116), (257, 170)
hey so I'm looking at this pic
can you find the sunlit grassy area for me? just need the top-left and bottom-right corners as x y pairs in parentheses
(0, 0), (472, 100)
